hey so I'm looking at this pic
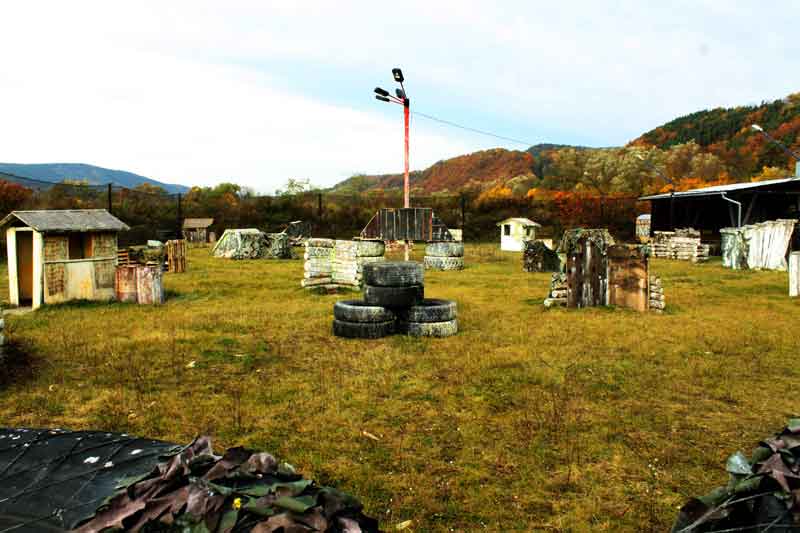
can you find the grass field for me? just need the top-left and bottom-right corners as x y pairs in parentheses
(1, 244), (798, 532)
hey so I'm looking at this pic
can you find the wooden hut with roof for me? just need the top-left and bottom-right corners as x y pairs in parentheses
(0, 209), (129, 309)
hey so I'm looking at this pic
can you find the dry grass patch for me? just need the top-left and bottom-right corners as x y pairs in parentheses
(0, 243), (798, 531)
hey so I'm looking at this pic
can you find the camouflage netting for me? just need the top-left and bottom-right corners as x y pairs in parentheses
(77, 435), (380, 532)
(128, 244), (166, 265)
(522, 240), (561, 273)
(212, 229), (270, 260)
(265, 232), (292, 259)
(672, 419), (800, 532)
(557, 228), (615, 256)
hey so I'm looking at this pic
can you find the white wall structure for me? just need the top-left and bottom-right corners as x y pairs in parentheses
(790, 252), (800, 297)
(721, 219), (796, 271)
(497, 218), (541, 252)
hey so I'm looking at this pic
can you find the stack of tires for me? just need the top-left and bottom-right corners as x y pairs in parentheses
(424, 242), (464, 271)
(332, 261), (458, 339)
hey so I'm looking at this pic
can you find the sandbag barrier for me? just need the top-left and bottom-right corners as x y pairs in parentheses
(333, 261), (458, 338)
(651, 228), (710, 263)
(302, 238), (385, 290)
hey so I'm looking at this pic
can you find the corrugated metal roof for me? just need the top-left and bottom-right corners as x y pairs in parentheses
(497, 217), (541, 227)
(183, 218), (214, 229)
(0, 209), (129, 232)
(639, 177), (798, 200)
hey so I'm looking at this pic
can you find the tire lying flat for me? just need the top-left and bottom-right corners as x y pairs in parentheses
(395, 299), (457, 323)
(425, 242), (464, 257)
(363, 261), (424, 287)
(333, 319), (395, 339)
(399, 319), (458, 337)
(424, 256), (465, 271)
(363, 284), (423, 307)
(334, 300), (396, 323)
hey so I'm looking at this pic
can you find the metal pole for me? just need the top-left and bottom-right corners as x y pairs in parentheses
(460, 193), (466, 229)
(404, 98), (410, 261)
(720, 192), (742, 227)
(107, 183), (112, 214)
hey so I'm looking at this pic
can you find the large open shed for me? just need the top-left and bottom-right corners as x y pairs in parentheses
(640, 177), (800, 236)
(1, 209), (129, 309)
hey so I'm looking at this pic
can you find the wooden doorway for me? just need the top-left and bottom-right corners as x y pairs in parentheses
(16, 231), (34, 304)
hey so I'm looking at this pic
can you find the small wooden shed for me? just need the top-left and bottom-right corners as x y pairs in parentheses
(1, 209), (129, 309)
(497, 217), (540, 251)
(182, 218), (214, 243)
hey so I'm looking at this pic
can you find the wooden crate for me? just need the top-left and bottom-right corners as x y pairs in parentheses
(166, 239), (187, 273)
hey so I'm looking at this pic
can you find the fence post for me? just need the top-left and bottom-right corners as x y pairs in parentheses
(317, 192), (323, 221)
(107, 183), (112, 214)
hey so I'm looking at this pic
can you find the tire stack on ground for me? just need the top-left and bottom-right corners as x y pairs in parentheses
(649, 275), (666, 312)
(424, 241), (464, 271)
(333, 261), (459, 339)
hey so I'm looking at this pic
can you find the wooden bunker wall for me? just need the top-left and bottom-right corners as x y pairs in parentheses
(43, 232), (118, 304)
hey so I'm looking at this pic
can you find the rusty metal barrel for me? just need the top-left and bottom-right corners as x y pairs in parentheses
(136, 266), (164, 305)
(115, 266), (138, 303)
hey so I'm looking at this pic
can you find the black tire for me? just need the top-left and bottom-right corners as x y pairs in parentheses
(363, 284), (423, 307)
(425, 242), (464, 257)
(334, 300), (396, 323)
(363, 261), (424, 287)
(424, 256), (464, 271)
(753, 493), (794, 532)
(395, 299), (457, 323)
(400, 319), (458, 337)
(333, 319), (395, 339)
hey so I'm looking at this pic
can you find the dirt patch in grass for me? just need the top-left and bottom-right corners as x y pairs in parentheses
(0, 245), (798, 531)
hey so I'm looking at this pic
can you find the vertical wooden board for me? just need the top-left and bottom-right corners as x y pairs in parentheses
(608, 246), (649, 312)
(115, 266), (138, 302)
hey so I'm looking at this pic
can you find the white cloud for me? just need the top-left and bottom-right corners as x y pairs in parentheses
(1, 1), (799, 191)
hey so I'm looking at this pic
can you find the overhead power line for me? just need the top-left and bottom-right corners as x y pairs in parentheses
(411, 110), (536, 147)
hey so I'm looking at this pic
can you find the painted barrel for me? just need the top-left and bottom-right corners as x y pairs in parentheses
(136, 266), (164, 305)
(115, 266), (139, 303)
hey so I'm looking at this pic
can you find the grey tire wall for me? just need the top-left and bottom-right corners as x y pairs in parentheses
(423, 256), (465, 271)
(425, 242), (464, 257)
(334, 300), (396, 323)
(363, 262), (424, 287)
(333, 319), (395, 339)
(400, 319), (458, 337)
(355, 240), (385, 257)
(395, 299), (457, 323)
(363, 285), (423, 307)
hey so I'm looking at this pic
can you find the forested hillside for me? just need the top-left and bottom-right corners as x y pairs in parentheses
(630, 92), (800, 178)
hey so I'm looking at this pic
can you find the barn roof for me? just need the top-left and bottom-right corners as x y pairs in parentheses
(183, 218), (214, 229)
(639, 177), (798, 200)
(0, 209), (129, 232)
(497, 217), (541, 227)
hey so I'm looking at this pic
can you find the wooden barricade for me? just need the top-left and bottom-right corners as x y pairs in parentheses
(166, 239), (187, 273)
(607, 245), (649, 312)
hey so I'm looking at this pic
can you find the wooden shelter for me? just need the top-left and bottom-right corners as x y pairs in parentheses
(1, 209), (129, 309)
(640, 177), (800, 236)
(182, 218), (214, 243)
(497, 217), (540, 251)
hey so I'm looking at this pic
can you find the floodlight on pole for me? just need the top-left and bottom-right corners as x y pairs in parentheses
(372, 68), (411, 209)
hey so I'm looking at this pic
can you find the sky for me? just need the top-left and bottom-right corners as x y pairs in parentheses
(1, 1), (799, 193)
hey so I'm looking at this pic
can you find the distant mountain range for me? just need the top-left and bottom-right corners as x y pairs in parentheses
(0, 163), (189, 194)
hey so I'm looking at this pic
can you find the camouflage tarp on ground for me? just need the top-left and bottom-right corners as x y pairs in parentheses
(672, 419), (800, 532)
(77, 435), (381, 532)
